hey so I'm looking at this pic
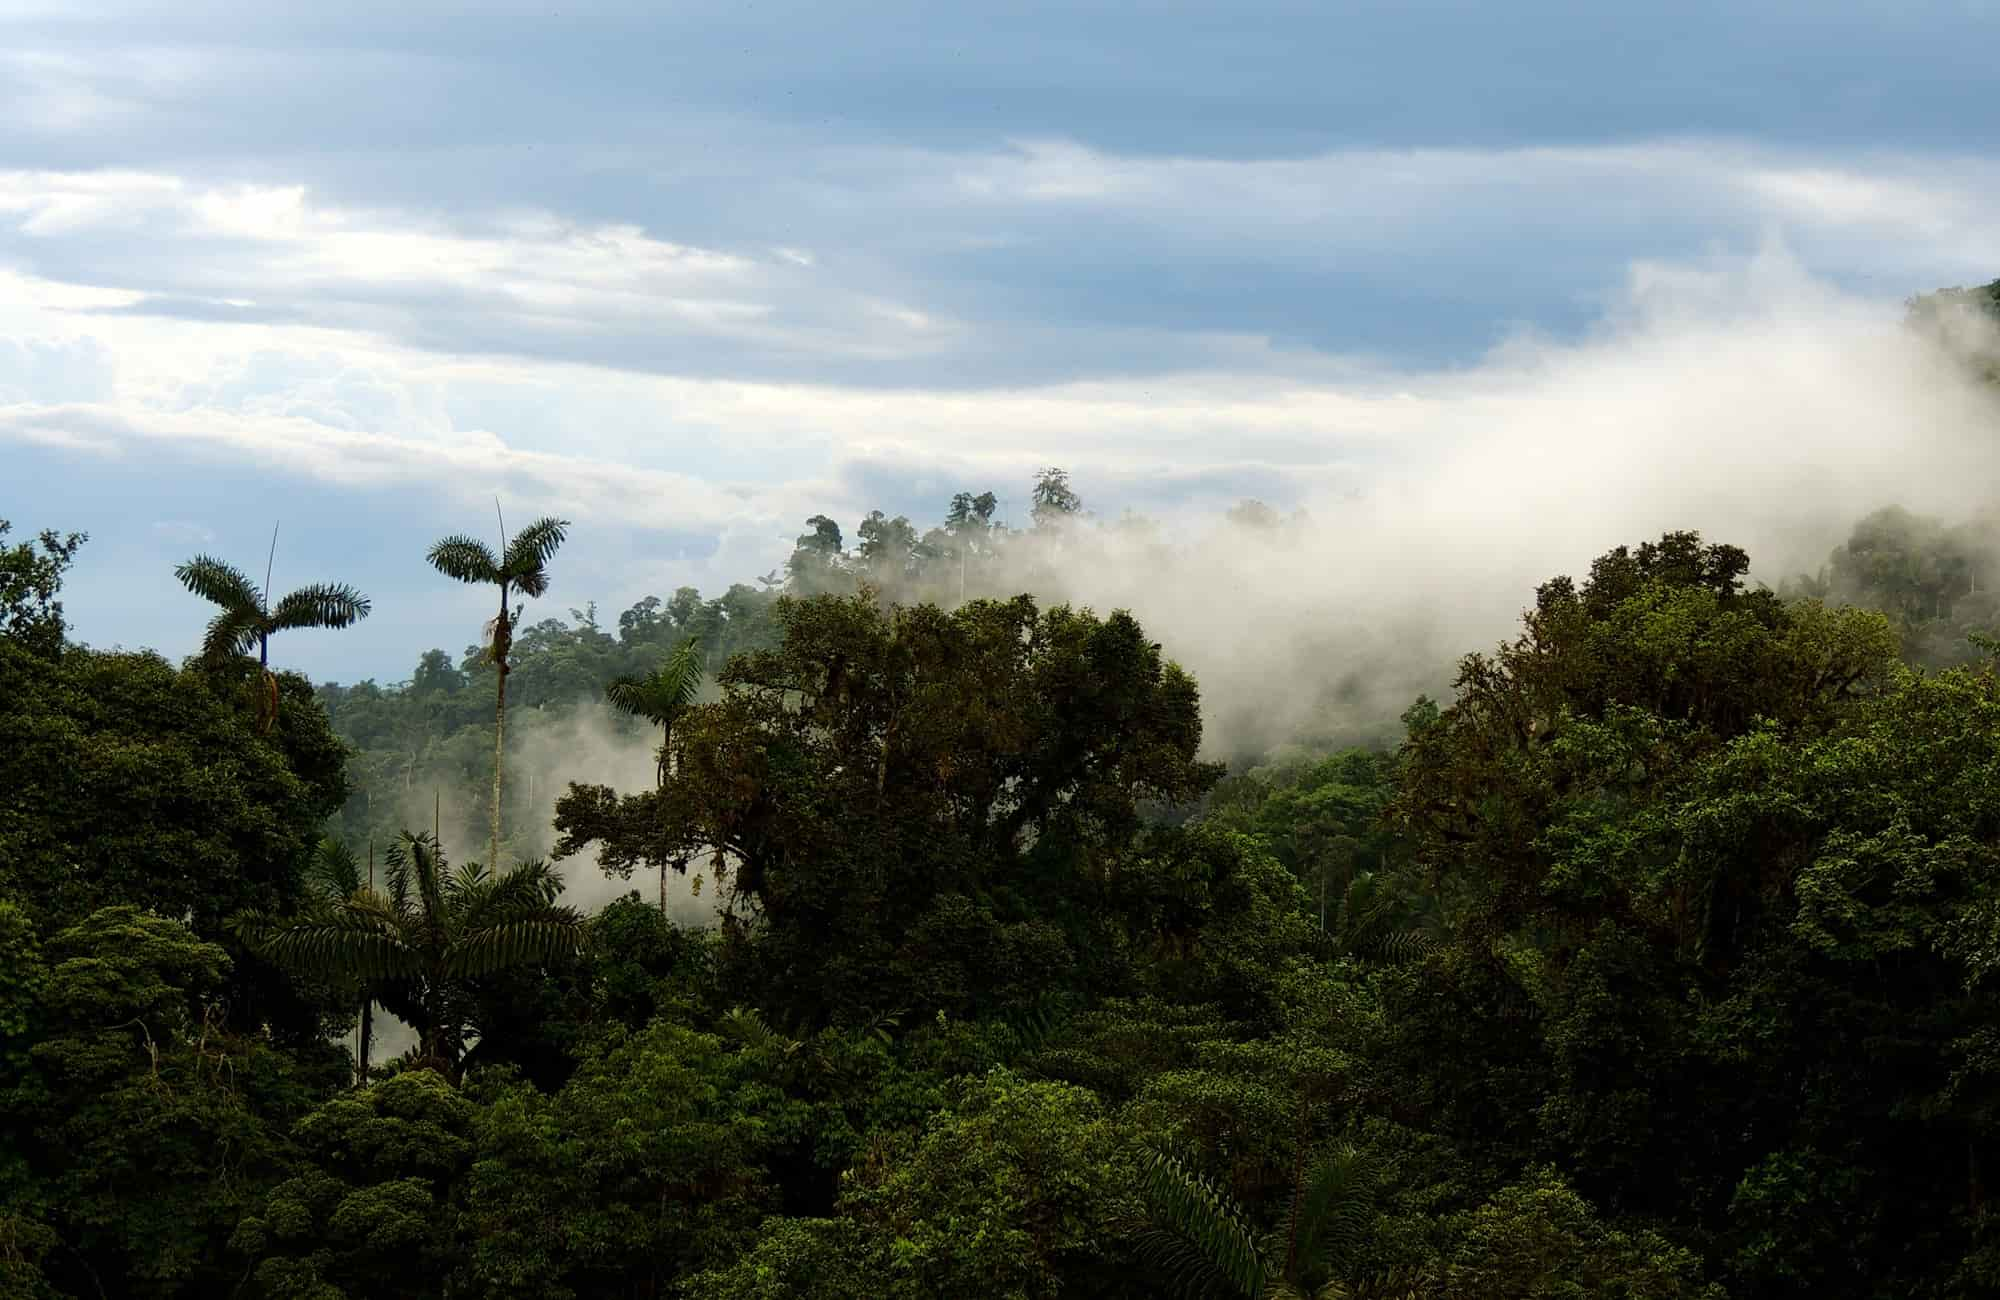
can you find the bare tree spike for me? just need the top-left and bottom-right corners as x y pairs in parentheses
(263, 520), (280, 612)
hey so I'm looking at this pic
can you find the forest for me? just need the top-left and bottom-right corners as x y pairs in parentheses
(5, 284), (2000, 1298)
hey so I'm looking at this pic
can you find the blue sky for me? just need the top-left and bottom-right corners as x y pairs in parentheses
(4, 0), (2000, 683)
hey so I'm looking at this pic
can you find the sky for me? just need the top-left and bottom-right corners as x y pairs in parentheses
(5, 1), (2000, 685)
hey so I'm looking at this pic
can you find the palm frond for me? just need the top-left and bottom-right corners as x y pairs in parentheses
(201, 606), (266, 660)
(309, 838), (364, 898)
(174, 555), (262, 613)
(718, 1006), (801, 1057)
(411, 835), (449, 934)
(1134, 1227), (1243, 1300)
(607, 637), (705, 726)
(605, 675), (669, 725)
(426, 535), (502, 585)
(660, 636), (704, 708)
(1141, 1151), (1267, 1299)
(251, 906), (424, 981)
(1001, 990), (1071, 1059)
(445, 913), (584, 976)
(501, 516), (570, 582)
(488, 857), (566, 911)
(270, 582), (372, 632)
(1286, 1145), (1378, 1285)
(1368, 929), (1442, 965)
(385, 831), (447, 925)
(442, 858), (492, 919)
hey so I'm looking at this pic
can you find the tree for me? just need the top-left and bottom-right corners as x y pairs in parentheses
(1031, 468), (1083, 528)
(0, 519), (85, 659)
(1139, 1145), (1380, 1299)
(855, 511), (928, 601)
(0, 641), (347, 939)
(425, 513), (570, 869)
(239, 830), (584, 1073)
(174, 544), (370, 732)
(822, 1070), (1147, 1298)
(457, 1019), (798, 1296)
(3, 905), (334, 1299)
(787, 515), (848, 594)
(605, 636), (706, 914)
(233, 1071), (479, 1300)
(556, 592), (1222, 1026)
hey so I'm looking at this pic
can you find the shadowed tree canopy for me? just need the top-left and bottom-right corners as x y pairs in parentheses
(555, 592), (1222, 1024)
(1392, 531), (1899, 952)
(239, 830), (584, 1073)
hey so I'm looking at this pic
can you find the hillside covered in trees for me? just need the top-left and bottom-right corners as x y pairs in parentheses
(5, 279), (2000, 1298)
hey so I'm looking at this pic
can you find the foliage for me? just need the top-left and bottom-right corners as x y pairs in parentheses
(3, 906), (333, 1299)
(23, 490), (2000, 1298)
(239, 831), (584, 1072)
(0, 520), (85, 659)
(833, 1069), (1147, 1298)
(556, 590), (1222, 1026)
(0, 642), (347, 939)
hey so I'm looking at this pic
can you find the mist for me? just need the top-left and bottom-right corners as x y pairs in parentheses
(954, 253), (2000, 756)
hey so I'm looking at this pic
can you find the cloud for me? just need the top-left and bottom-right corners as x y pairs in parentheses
(1, 135), (1998, 712)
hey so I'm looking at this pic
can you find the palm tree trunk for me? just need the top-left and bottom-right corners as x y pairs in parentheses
(492, 662), (506, 872)
(358, 999), (373, 1086)
(672, 720), (680, 912)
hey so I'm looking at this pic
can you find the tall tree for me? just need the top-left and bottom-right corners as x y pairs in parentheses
(0, 519), (86, 658)
(240, 830), (584, 1073)
(605, 636), (706, 913)
(425, 513), (570, 869)
(556, 592), (1222, 1025)
(174, 540), (370, 732)
(1031, 467), (1083, 528)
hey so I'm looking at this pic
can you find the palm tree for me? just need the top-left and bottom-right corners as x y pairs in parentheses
(302, 837), (375, 1083)
(425, 514), (570, 870)
(1140, 1145), (1400, 1299)
(241, 830), (583, 1075)
(605, 636), (704, 913)
(174, 546), (370, 732)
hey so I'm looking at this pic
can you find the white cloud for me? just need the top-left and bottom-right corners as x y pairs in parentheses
(4, 146), (2000, 742)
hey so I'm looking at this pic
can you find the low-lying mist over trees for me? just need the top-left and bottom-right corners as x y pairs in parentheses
(5, 280), (2000, 1297)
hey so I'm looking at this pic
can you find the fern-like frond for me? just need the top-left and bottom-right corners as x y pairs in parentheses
(174, 555), (262, 613)
(718, 1005), (802, 1057)
(1369, 929), (1441, 965)
(270, 582), (372, 632)
(501, 516), (569, 583)
(385, 831), (448, 926)
(201, 606), (265, 660)
(444, 913), (584, 976)
(1134, 1227), (1241, 1300)
(309, 837), (364, 898)
(1142, 1151), (1267, 1299)
(660, 638), (704, 709)
(605, 675), (669, 725)
(426, 535), (502, 585)
(1286, 1145), (1378, 1284)
(1001, 990), (1072, 1059)
(607, 638), (704, 726)
(449, 858), (564, 933)
(252, 908), (424, 981)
